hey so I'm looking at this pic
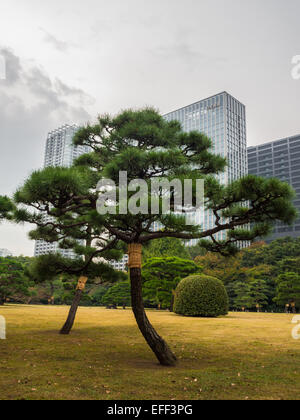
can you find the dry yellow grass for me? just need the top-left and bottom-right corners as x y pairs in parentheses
(0, 304), (299, 400)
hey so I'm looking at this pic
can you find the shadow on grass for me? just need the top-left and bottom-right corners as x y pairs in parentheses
(21, 324), (240, 371)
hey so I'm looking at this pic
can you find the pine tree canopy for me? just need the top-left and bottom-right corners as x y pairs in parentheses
(12, 107), (298, 260)
(71, 108), (297, 253)
(13, 166), (124, 280)
(0, 195), (15, 222)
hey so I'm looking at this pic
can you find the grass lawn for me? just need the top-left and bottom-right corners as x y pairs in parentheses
(0, 304), (299, 400)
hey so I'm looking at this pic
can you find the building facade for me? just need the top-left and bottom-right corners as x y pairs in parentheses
(163, 91), (248, 245)
(109, 254), (128, 272)
(248, 134), (300, 241)
(34, 125), (90, 257)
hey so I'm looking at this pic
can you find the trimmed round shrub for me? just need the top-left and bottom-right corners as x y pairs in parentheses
(174, 275), (229, 317)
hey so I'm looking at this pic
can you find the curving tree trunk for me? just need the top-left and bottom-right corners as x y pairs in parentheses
(170, 291), (175, 312)
(128, 243), (177, 366)
(60, 277), (88, 335)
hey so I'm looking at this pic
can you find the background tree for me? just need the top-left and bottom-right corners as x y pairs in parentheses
(143, 237), (190, 262)
(187, 243), (207, 260)
(249, 278), (269, 311)
(242, 237), (300, 268)
(71, 108), (297, 366)
(195, 252), (241, 285)
(245, 264), (274, 310)
(277, 257), (300, 275)
(0, 257), (32, 305)
(233, 282), (253, 311)
(195, 245), (284, 312)
(240, 241), (268, 267)
(142, 256), (200, 310)
(89, 283), (113, 306)
(274, 272), (300, 312)
(102, 281), (131, 308)
(27, 276), (65, 305)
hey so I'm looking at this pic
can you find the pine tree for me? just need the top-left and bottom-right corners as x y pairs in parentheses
(102, 281), (131, 308)
(233, 282), (253, 310)
(249, 278), (269, 311)
(72, 108), (297, 365)
(14, 166), (124, 334)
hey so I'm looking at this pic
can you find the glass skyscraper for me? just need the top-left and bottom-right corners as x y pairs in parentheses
(248, 134), (300, 241)
(34, 125), (90, 257)
(163, 92), (248, 244)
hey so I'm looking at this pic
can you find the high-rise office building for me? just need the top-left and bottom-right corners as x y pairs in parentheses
(248, 134), (300, 241)
(164, 91), (248, 244)
(34, 125), (90, 257)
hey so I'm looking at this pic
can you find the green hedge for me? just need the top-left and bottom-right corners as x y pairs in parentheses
(174, 274), (229, 317)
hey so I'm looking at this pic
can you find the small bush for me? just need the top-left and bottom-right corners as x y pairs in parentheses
(174, 275), (229, 317)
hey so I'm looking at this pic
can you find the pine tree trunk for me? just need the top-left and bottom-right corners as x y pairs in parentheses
(129, 267), (177, 366)
(170, 291), (175, 312)
(60, 288), (83, 335)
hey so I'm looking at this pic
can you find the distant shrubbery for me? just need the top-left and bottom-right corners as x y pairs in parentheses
(0, 256), (32, 305)
(142, 256), (200, 310)
(101, 281), (131, 307)
(194, 237), (300, 312)
(3, 237), (300, 313)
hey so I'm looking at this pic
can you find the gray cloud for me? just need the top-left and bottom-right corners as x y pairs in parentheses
(150, 43), (228, 68)
(0, 46), (94, 255)
(40, 28), (73, 52)
(0, 47), (93, 199)
(0, 47), (22, 84)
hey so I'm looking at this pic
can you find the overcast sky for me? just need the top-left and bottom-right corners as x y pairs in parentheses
(0, 0), (299, 256)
